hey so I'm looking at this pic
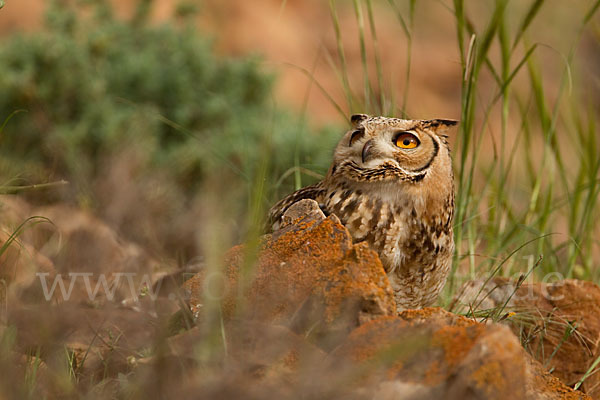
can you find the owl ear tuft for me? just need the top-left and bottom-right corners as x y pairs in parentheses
(422, 119), (458, 133)
(350, 114), (370, 128)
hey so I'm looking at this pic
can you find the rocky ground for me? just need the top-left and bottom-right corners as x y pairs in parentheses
(0, 195), (598, 399)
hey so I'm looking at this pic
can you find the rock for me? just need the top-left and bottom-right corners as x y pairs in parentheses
(130, 320), (327, 399)
(332, 308), (589, 400)
(31, 204), (145, 273)
(370, 381), (434, 400)
(0, 196), (56, 292)
(0, 195), (592, 398)
(174, 320), (326, 379)
(0, 197), (168, 306)
(276, 198), (326, 230)
(224, 320), (328, 381)
(453, 278), (600, 398)
(0, 227), (55, 289)
(184, 199), (396, 348)
(0, 195), (33, 228)
(7, 302), (158, 385)
(0, 199), (59, 309)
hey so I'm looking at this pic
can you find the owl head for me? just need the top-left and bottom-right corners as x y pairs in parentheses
(330, 114), (457, 184)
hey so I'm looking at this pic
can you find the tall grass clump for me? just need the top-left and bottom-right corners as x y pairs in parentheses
(326, 0), (600, 301)
(448, 0), (600, 296)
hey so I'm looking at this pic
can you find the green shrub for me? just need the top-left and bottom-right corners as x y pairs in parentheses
(0, 1), (337, 256)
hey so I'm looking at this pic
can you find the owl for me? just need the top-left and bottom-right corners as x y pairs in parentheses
(269, 114), (457, 311)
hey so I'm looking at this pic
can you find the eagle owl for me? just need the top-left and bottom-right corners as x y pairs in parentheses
(269, 114), (457, 311)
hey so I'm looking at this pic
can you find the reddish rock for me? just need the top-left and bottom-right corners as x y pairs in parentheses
(453, 278), (600, 398)
(184, 199), (396, 346)
(333, 308), (589, 400)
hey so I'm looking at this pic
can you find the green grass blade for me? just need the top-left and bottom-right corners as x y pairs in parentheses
(0, 110), (27, 139)
(574, 351), (600, 390)
(282, 62), (347, 122)
(0, 180), (69, 195)
(366, 0), (386, 113)
(352, 0), (371, 111)
(583, 0), (600, 24)
(511, 0), (546, 50)
(329, 0), (354, 112)
(0, 216), (53, 257)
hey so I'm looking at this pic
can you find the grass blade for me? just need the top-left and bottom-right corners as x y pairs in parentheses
(574, 351), (600, 390)
(329, 0), (354, 112)
(511, 0), (546, 50)
(352, 0), (371, 111)
(0, 216), (53, 258)
(0, 110), (27, 139)
(365, 0), (386, 113)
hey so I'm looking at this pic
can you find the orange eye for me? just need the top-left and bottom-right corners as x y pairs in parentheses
(394, 132), (419, 149)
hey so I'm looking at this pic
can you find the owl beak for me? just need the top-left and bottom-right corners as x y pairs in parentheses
(362, 140), (374, 163)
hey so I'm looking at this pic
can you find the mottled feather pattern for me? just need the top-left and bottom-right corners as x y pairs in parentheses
(269, 115), (457, 311)
(268, 182), (326, 230)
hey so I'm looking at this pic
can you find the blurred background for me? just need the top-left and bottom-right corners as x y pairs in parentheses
(0, 0), (599, 299)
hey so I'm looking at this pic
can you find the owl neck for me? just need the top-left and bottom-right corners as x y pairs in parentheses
(327, 173), (453, 216)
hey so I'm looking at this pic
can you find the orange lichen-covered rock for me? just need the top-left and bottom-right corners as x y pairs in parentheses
(332, 308), (589, 400)
(454, 278), (600, 399)
(183, 199), (396, 345)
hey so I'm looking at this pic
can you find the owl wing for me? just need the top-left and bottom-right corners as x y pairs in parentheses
(267, 182), (326, 231)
